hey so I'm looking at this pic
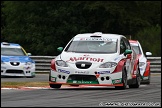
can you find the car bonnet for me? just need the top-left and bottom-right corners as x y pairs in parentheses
(58, 52), (121, 64)
(1, 55), (34, 63)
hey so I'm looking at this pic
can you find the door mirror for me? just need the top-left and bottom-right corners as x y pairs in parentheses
(124, 49), (132, 56)
(57, 47), (63, 52)
(27, 53), (32, 56)
(146, 52), (152, 56)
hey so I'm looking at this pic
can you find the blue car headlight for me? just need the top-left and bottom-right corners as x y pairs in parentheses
(99, 62), (117, 68)
(56, 60), (68, 67)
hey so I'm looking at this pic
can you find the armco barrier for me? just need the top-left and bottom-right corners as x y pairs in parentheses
(30, 56), (161, 73)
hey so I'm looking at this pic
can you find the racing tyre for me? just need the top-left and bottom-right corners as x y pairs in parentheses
(145, 68), (151, 84)
(115, 67), (127, 90)
(145, 74), (150, 84)
(141, 67), (151, 84)
(142, 74), (151, 84)
(129, 66), (141, 88)
(50, 84), (62, 88)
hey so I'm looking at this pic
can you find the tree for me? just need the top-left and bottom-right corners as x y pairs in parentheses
(1, 1), (161, 56)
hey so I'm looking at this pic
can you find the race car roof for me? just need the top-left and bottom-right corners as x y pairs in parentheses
(129, 40), (138, 43)
(1, 42), (21, 48)
(74, 32), (126, 39)
(129, 40), (139, 46)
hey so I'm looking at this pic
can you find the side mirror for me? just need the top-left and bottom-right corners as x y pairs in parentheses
(124, 49), (132, 56)
(27, 53), (32, 56)
(146, 52), (152, 57)
(146, 52), (152, 56)
(57, 47), (63, 52)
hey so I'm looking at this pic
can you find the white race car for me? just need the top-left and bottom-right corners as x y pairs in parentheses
(1, 42), (36, 78)
(129, 40), (152, 84)
(49, 32), (140, 89)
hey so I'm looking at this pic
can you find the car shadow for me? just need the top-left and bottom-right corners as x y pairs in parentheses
(48, 86), (129, 90)
(1, 76), (25, 78)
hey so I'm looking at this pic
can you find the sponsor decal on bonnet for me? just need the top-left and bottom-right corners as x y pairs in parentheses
(69, 57), (104, 62)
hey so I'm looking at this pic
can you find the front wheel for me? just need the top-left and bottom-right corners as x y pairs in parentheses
(115, 67), (127, 90)
(50, 84), (62, 88)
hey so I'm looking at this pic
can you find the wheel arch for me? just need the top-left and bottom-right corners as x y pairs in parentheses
(112, 59), (127, 73)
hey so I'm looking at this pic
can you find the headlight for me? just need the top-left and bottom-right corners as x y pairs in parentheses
(25, 62), (32, 65)
(99, 62), (117, 68)
(139, 62), (145, 67)
(56, 60), (68, 67)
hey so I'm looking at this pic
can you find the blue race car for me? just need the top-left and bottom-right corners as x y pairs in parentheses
(1, 42), (36, 78)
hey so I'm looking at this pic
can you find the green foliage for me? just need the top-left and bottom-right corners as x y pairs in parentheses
(1, 1), (161, 56)
(135, 25), (161, 56)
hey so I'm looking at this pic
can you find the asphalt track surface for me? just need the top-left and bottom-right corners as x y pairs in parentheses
(1, 73), (161, 107)
(1, 73), (50, 82)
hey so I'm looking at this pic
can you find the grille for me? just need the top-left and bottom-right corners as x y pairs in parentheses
(6, 70), (24, 74)
(10, 62), (20, 66)
(75, 62), (92, 69)
(68, 74), (97, 81)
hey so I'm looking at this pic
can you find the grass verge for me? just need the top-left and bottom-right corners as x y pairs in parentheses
(1, 82), (49, 88)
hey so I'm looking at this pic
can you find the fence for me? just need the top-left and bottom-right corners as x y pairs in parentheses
(30, 56), (161, 73)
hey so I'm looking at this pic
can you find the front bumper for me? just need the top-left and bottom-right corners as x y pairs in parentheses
(49, 69), (123, 86)
(1, 64), (35, 77)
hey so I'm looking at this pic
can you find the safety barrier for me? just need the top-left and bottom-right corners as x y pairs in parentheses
(30, 56), (161, 73)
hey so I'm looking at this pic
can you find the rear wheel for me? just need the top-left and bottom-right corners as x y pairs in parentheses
(145, 68), (151, 84)
(142, 74), (151, 84)
(145, 74), (150, 84)
(50, 84), (62, 88)
(115, 67), (127, 90)
(129, 66), (141, 88)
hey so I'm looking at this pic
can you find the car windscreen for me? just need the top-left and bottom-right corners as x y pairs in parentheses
(64, 38), (117, 53)
(1, 47), (26, 56)
(131, 46), (142, 54)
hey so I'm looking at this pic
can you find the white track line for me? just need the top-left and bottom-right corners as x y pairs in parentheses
(1, 85), (147, 90)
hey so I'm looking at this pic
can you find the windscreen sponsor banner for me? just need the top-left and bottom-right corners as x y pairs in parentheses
(73, 37), (117, 42)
